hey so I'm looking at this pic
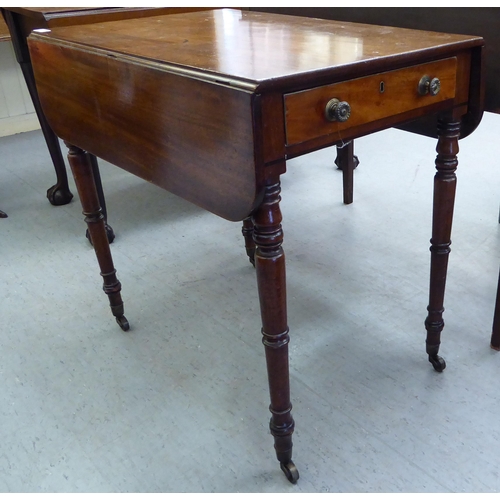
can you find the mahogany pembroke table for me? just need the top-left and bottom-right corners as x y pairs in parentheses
(27, 9), (484, 483)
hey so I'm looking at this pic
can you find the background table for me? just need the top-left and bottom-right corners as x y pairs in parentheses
(1, 7), (212, 236)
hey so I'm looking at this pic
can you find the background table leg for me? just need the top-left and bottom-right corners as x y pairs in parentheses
(490, 270), (500, 349)
(65, 142), (128, 331)
(252, 178), (298, 483)
(425, 118), (460, 372)
(334, 141), (359, 205)
(241, 216), (256, 266)
(86, 154), (115, 245)
(20, 62), (74, 206)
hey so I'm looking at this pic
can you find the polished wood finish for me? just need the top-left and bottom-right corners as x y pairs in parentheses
(1, 6), (211, 233)
(28, 38), (259, 221)
(285, 57), (458, 146)
(4, 7), (212, 28)
(65, 142), (128, 331)
(254, 7), (500, 348)
(253, 7), (498, 113)
(27, 9), (484, 482)
(252, 175), (297, 483)
(425, 118), (461, 371)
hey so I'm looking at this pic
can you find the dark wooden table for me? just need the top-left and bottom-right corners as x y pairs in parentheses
(1, 7), (211, 233)
(27, 9), (484, 483)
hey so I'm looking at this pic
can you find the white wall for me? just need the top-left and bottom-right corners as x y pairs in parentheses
(0, 41), (40, 137)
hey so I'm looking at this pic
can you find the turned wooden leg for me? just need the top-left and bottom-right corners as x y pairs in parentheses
(490, 270), (500, 350)
(241, 216), (256, 266)
(252, 178), (298, 483)
(65, 142), (129, 331)
(335, 141), (359, 205)
(425, 118), (460, 372)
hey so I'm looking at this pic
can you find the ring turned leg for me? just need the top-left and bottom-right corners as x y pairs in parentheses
(335, 141), (359, 205)
(242, 217), (256, 266)
(490, 270), (500, 350)
(425, 118), (460, 372)
(65, 142), (129, 331)
(252, 178), (298, 483)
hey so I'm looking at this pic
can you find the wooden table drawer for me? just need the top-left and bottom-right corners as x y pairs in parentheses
(284, 57), (457, 146)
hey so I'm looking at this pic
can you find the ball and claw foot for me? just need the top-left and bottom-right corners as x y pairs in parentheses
(47, 184), (74, 206)
(86, 224), (116, 245)
(335, 154), (359, 170)
(280, 461), (299, 484)
(116, 315), (130, 332)
(428, 354), (446, 372)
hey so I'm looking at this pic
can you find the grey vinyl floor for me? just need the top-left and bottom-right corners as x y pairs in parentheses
(1, 112), (500, 493)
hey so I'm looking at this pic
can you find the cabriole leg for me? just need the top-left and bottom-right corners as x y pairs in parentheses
(20, 62), (74, 207)
(425, 118), (460, 372)
(65, 142), (129, 331)
(252, 178), (298, 483)
(490, 270), (500, 350)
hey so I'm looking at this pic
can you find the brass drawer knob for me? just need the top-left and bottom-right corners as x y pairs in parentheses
(324, 98), (351, 122)
(418, 75), (441, 96)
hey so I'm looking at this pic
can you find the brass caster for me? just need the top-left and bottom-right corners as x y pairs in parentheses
(428, 354), (446, 372)
(116, 315), (130, 332)
(280, 461), (299, 484)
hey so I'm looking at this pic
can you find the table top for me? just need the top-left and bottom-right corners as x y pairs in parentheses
(3, 7), (214, 26)
(255, 7), (500, 113)
(31, 8), (483, 92)
(28, 9), (484, 222)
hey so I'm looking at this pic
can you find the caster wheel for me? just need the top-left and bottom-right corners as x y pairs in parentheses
(47, 184), (74, 206)
(86, 223), (116, 245)
(428, 354), (446, 372)
(116, 315), (130, 332)
(280, 461), (299, 484)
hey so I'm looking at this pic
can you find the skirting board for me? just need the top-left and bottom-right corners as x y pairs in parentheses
(0, 112), (40, 137)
